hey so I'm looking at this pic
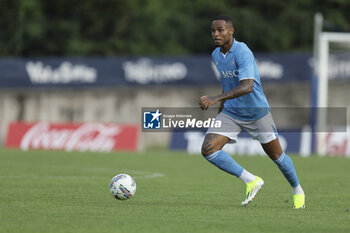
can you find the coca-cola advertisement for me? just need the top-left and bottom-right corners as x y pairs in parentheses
(5, 122), (139, 152)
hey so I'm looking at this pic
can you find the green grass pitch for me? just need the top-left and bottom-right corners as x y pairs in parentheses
(0, 149), (349, 233)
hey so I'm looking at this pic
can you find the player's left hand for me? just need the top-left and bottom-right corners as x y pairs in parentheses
(199, 96), (218, 110)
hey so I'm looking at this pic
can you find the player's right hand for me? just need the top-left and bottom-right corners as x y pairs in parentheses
(199, 96), (217, 110)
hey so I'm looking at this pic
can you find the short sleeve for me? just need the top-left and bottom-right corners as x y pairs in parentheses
(236, 49), (255, 81)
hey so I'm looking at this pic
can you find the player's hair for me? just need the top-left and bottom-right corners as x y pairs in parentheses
(213, 15), (233, 25)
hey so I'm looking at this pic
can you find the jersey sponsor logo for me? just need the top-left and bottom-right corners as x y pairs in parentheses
(26, 61), (97, 84)
(220, 70), (239, 78)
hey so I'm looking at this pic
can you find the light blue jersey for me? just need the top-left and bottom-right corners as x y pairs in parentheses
(212, 39), (270, 121)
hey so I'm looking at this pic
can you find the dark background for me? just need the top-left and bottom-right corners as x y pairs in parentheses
(1, 0), (349, 56)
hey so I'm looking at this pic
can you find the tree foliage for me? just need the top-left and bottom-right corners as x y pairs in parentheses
(0, 0), (349, 56)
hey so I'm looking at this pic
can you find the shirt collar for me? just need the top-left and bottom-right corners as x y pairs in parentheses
(220, 39), (237, 56)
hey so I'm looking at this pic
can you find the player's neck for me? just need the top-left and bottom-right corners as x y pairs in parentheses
(220, 38), (233, 54)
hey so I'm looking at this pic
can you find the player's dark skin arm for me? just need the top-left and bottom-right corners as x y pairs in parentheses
(218, 99), (225, 114)
(218, 90), (225, 113)
(199, 79), (253, 110)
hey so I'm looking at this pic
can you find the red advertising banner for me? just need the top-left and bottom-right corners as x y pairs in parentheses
(5, 122), (139, 152)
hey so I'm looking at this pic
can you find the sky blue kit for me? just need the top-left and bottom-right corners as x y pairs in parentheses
(212, 39), (270, 121)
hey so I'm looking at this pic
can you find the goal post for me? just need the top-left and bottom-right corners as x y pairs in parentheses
(316, 32), (350, 155)
(317, 32), (350, 109)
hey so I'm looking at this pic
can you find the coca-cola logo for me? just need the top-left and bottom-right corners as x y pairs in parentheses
(20, 122), (121, 152)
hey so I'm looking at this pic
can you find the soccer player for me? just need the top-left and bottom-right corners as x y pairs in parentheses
(199, 15), (305, 209)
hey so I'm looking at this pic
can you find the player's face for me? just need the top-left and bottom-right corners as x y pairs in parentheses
(211, 20), (234, 47)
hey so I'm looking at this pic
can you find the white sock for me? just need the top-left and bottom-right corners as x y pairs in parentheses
(293, 184), (304, 195)
(239, 169), (256, 184)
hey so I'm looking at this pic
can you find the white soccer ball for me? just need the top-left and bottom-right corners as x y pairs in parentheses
(109, 174), (136, 200)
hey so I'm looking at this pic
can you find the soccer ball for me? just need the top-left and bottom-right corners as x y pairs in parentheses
(109, 174), (136, 200)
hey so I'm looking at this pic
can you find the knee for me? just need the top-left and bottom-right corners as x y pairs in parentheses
(201, 143), (219, 157)
(201, 133), (228, 157)
(269, 151), (281, 161)
(201, 145), (212, 157)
